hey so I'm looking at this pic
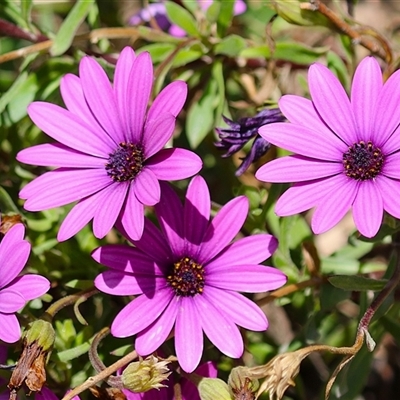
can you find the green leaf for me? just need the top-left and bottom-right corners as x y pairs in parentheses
(138, 43), (175, 63)
(172, 48), (203, 67)
(217, 0), (235, 36)
(21, 0), (33, 28)
(51, 0), (95, 56)
(0, 71), (29, 115)
(138, 26), (184, 43)
(274, 42), (328, 64)
(240, 45), (270, 59)
(214, 34), (247, 57)
(0, 186), (20, 213)
(206, 1), (221, 23)
(328, 275), (387, 291)
(165, 1), (200, 37)
(57, 342), (91, 362)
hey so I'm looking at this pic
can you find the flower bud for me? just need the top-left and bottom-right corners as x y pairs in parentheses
(121, 356), (171, 393)
(228, 366), (259, 399)
(198, 378), (232, 400)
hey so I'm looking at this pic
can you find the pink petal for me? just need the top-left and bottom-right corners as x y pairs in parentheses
(382, 124), (400, 156)
(255, 155), (343, 183)
(383, 152), (400, 179)
(203, 287), (268, 331)
(36, 387), (59, 400)
(175, 297), (203, 373)
(0, 313), (21, 343)
(373, 68), (400, 148)
(133, 168), (161, 206)
(21, 169), (112, 211)
(111, 288), (173, 337)
(143, 113), (176, 158)
(155, 182), (185, 258)
(206, 265), (287, 292)
(195, 294), (243, 358)
(8, 275), (50, 301)
(184, 176), (210, 258)
(135, 296), (179, 355)
(147, 80), (188, 120)
(279, 95), (335, 138)
(92, 244), (164, 275)
(127, 52), (153, 142)
(79, 56), (124, 143)
(311, 175), (358, 234)
(259, 123), (344, 162)
(0, 225), (29, 288)
(308, 63), (357, 145)
(375, 175), (400, 219)
(352, 180), (383, 238)
(197, 196), (248, 264)
(0, 289), (25, 313)
(120, 184), (145, 241)
(27, 102), (115, 156)
(351, 57), (383, 142)
(93, 182), (129, 239)
(207, 234), (277, 269)
(60, 74), (107, 132)
(17, 144), (107, 168)
(114, 47), (136, 140)
(95, 271), (166, 296)
(146, 148), (203, 180)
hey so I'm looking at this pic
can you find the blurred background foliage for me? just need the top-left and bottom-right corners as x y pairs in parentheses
(1, 0), (400, 399)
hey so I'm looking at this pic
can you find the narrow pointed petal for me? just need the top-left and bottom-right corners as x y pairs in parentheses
(93, 183), (129, 239)
(0, 236), (30, 288)
(308, 63), (357, 145)
(155, 182), (185, 257)
(175, 297), (203, 373)
(27, 102), (116, 156)
(135, 296), (179, 355)
(0, 313), (21, 343)
(203, 287), (268, 331)
(375, 176), (400, 219)
(17, 144), (107, 168)
(133, 169), (161, 206)
(373, 68), (400, 148)
(9, 275), (50, 300)
(0, 290), (25, 313)
(21, 169), (112, 211)
(275, 175), (344, 216)
(259, 123), (344, 161)
(197, 196), (248, 264)
(255, 155), (342, 183)
(207, 234), (277, 268)
(206, 265), (287, 292)
(60, 74), (106, 132)
(120, 185), (145, 241)
(195, 295), (243, 359)
(127, 52), (153, 142)
(79, 56), (124, 142)
(351, 57), (382, 141)
(143, 113), (176, 158)
(114, 47), (136, 140)
(311, 176), (358, 234)
(184, 176), (210, 257)
(147, 148), (202, 180)
(352, 180), (383, 238)
(111, 289), (173, 337)
(147, 80), (188, 120)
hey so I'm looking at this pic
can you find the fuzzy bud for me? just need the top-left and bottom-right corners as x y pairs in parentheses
(121, 356), (170, 393)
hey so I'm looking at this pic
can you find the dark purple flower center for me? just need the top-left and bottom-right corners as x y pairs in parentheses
(167, 257), (205, 297)
(342, 141), (384, 180)
(105, 142), (144, 182)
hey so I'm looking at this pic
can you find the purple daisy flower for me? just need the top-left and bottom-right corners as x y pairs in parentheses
(255, 57), (400, 238)
(93, 175), (287, 373)
(125, 361), (217, 400)
(17, 47), (202, 242)
(0, 224), (50, 343)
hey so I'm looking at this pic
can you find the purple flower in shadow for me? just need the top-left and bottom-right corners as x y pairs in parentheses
(94, 175), (287, 372)
(17, 47), (202, 242)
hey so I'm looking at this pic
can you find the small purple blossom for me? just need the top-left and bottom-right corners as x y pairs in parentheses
(17, 47), (202, 242)
(125, 362), (217, 400)
(215, 108), (285, 175)
(0, 224), (49, 343)
(255, 57), (400, 238)
(93, 175), (287, 373)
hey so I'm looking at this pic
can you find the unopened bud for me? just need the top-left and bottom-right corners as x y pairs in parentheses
(198, 378), (232, 400)
(228, 366), (259, 399)
(121, 356), (170, 393)
(23, 319), (55, 352)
